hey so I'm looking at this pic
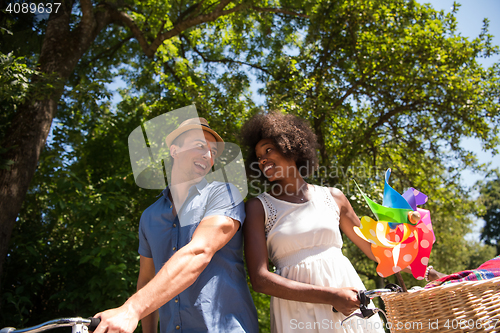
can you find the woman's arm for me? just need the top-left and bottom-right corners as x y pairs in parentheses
(332, 188), (440, 277)
(329, 188), (377, 262)
(243, 197), (360, 316)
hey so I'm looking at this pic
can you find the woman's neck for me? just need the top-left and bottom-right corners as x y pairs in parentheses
(271, 174), (309, 202)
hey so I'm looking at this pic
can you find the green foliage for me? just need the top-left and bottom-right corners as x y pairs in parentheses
(478, 173), (500, 255)
(0, 52), (35, 106)
(0, 1), (45, 59)
(1, 0), (500, 329)
(0, 51), (38, 169)
(263, 0), (499, 172)
(0, 106), (153, 326)
(463, 240), (497, 269)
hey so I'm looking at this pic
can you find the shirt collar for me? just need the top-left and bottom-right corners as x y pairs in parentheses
(161, 178), (208, 198)
(194, 178), (208, 193)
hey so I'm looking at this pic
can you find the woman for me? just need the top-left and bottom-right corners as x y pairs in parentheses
(241, 112), (384, 333)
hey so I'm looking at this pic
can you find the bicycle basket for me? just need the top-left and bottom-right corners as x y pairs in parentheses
(381, 276), (500, 333)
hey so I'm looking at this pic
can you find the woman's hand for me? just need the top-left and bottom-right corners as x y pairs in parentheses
(330, 287), (361, 316)
(427, 267), (447, 282)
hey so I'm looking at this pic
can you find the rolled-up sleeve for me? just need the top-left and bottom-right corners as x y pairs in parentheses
(203, 182), (246, 226)
(138, 214), (152, 258)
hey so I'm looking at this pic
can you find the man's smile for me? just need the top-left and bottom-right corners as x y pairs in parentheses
(194, 161), (208, 170)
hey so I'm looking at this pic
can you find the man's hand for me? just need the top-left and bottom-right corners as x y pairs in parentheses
(94, 303), (140, 333)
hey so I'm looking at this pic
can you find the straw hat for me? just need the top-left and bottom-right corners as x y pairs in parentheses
(165, 117), (224, 157)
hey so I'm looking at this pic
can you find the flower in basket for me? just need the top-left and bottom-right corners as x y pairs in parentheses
(354, 169), (435, 280)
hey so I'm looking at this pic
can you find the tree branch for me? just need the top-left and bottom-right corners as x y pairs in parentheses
(83, 36), (134, 65)
(183, 35), (270, 74)
(108, 8), (153, 57)
(173, 1), (204, 25)
(80, 0), (94, 26)
(107, 1), (309, 59)
(164, 61), (183, 85)
(365, 104), (414, 140)
(251, 6), (309, 18)
(151, 1), (245, 56)
(191, 0), (207, 17)
(339, 101), (423, 169)
(331, 84), (357, 110)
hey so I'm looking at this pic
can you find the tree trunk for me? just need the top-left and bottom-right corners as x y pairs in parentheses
(0, 0), (107, 294)
(313, 113), (328, 164)
(0, 98), (58, 282)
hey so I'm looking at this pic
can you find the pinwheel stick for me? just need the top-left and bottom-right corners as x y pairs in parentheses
(395, 272), (408, 292)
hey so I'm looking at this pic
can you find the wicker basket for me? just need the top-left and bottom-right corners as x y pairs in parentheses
(381, 276), (500, 333)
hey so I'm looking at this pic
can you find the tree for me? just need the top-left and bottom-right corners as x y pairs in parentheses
(2, 0), (499, 328)
(479, 174), (500, 255)
(261, 0), (499, 171)
(0, 0), (310, 284)
(255, 0), (500, 286)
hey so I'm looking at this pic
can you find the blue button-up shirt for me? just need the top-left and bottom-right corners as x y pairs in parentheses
(138, 179), (258, 333)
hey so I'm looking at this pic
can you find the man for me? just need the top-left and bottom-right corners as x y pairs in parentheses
(95, 117), (258, 333)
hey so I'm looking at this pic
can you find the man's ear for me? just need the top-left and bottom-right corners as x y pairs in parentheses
(170, 145), (177, 158)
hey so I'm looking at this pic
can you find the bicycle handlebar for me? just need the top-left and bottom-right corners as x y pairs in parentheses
(1, 317), (101, 333)
(331, 284), (403, 326)
(363, 288), (396, 298)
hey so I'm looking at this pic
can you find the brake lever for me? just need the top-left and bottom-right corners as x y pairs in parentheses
(340, 306), (386, 326)
(332, 290), (388, 327)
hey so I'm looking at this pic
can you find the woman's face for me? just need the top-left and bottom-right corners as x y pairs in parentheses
(255, 138), (296, 182)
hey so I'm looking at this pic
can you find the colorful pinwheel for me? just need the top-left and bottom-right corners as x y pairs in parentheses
(354, 169), (435, 280)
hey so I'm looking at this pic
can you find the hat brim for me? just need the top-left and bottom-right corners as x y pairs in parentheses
(166, 125), (225, 158)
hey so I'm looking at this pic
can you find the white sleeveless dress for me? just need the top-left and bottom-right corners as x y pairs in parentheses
(256, 185), (385, 333)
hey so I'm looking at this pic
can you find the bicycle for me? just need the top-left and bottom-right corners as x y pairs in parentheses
(3, 277), (499, 333)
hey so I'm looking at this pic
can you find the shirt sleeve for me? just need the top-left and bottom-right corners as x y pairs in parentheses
(138, 213), (153, 258)
(203, 182), (246, 226)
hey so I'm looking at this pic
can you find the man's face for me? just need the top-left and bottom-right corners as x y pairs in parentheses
(170, 129), (218, 178)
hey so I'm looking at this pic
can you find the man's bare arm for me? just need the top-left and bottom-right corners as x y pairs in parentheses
(94, 215), (240, 333)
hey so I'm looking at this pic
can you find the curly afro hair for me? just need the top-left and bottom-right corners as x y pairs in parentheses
(241, 111), (319, 180)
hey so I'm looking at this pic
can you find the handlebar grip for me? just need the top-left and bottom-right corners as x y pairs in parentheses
(332, 290), (365, 313)
(88, 318), (101, 332)
(358, 290), (369, 307)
